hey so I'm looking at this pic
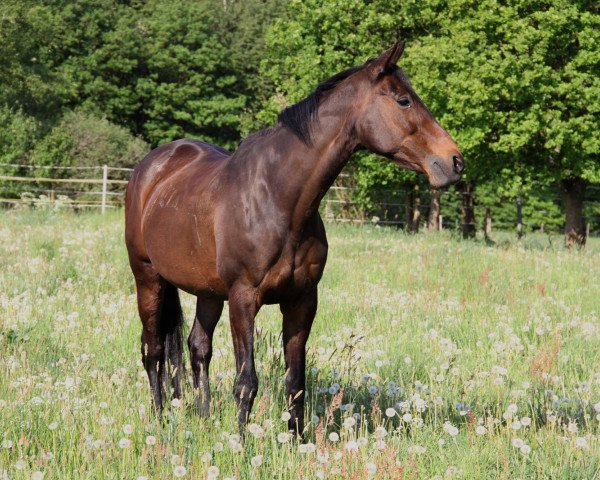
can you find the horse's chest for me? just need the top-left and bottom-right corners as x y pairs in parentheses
(258, 238), (327, 304)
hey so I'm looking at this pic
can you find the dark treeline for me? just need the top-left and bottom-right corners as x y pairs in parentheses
(0, 0), (598, 245)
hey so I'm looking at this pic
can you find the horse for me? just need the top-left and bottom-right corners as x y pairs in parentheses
(125, 38), (463, 436)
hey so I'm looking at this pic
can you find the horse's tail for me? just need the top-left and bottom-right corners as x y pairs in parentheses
(162, 282), (185, 399)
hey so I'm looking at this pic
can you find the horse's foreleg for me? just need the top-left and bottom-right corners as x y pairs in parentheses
(188, 297), (224, 417)
(280, 288), (318, 438)
(228, 285), (259, 431)
(134, 264), (167, 413)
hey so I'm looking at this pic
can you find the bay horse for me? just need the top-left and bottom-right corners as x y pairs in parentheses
(125, 39), (463, 435)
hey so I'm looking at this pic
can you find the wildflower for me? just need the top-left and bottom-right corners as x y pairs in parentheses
(511, 438), (524, 449)
(328, 432), (339, 443)
(173, 465), (187, 477)
(207, 466), (219, 479)
(248, 423), (264, 438)
(277, 432), (291, 444)
(343, 417), (356, 429)
(385, 407), (396, 417)
(575, 437), (588, 449)
(200, 452), (212, 463)
(443, 422), (458, 437)
(281, 412), (291, 422)
(145, 435), (156, 446)
(345, 440), (359, 452)
(366, 462), (377, 475)
(520, 444), (531, 455)
(251, 455), (263, 467)
(475, 426), (487, 435)
(123, 424), (133, 435)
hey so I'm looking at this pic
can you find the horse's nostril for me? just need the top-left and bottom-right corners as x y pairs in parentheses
(452, 155), (464, 174)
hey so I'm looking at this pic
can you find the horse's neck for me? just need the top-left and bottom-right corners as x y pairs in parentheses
(272, 112), (357, 231)
(226, 97), (358, 234)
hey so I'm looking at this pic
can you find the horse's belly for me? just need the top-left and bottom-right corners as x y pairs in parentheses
(143, 205), (228, 298)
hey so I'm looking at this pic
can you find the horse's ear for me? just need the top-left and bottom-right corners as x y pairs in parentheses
(369, 38), (406, 78)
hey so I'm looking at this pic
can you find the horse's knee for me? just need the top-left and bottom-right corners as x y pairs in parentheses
(233, 373), (258, 403)
(188, 335), (211, 367)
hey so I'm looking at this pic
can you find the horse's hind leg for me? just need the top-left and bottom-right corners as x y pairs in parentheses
(133, 262), (184, 412)
(188, 297), (223, 417)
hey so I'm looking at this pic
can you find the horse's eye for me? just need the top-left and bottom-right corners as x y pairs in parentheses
(397, 97), (411, 108)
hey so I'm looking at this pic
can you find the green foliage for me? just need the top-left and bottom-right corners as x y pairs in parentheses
(30, 111), (148, 173)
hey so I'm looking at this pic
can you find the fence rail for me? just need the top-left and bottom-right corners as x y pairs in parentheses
(1, 164), (599, 238)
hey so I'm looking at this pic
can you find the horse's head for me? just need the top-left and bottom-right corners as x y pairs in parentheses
(354, 39), (463, 188)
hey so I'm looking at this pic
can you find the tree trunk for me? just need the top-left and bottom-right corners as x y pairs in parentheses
(560, 177), (586, 247)
(460, 181), (476, 239)
(427, 188), (441, 231)
(484, 208), (492, 241)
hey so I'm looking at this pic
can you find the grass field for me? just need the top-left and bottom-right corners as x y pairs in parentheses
(0, 210), (598, 479)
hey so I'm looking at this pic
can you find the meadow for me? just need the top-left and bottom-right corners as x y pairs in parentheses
(0, 210), (598, 479)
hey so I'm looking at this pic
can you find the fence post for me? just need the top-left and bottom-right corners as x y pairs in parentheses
(516, 195), (523, 240)
(484, 208), (492, 241)
(439, 215), (443, 231)
(101, 164), (108, 214)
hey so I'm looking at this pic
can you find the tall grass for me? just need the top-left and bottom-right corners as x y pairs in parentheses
(0, 210), (598, 479)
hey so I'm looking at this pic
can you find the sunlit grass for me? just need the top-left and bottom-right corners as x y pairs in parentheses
(0, 209), (598, 479)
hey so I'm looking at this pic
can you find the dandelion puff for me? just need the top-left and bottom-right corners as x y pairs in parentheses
(251, 455), (263, 467)
(375, 440), (386, 450)
(475, 426), (487, 435)
(328, 432), (339, 443)
(374, 426), (387, 439)
(2, 440), (13, 449)
(145, 435), (156, 446)
(15, 460), (26, 470)
(520, 444), (531, 455)
(214, 442), (224, 452)
(137, 476), (148, 480)
(343, 417), (356, 429)
(48, 422), (58, 431)
(345, 440), (358, 452)
(311, 415), (320, 425)
(511, 438), (524, 449)
(277, 432), (290, 444)
(171, 454), (182, 466)
(281, 411), (291, 422)
(173, 465), (186, 477)
(123, 424), (133, 435)
(385, 408), (396, 418)
(171, 398), (181, 408)
(118, 438), (131, 449)
(575, 437), (588, 449)
(201, 452), (212, 463)
(207, 466), (219, 479)
(366, 462), (377, 475)
(32, 472), (44, 480)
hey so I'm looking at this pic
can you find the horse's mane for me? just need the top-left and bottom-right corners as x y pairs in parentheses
(277, 64), (366, 145)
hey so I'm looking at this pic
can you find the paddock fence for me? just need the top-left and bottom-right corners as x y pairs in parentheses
(1, 163), (599, 238)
